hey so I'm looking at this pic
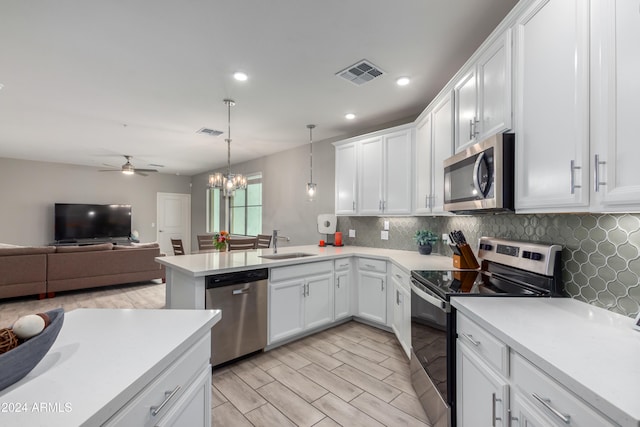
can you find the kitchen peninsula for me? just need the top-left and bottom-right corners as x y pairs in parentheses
(156, 245), (455, 310)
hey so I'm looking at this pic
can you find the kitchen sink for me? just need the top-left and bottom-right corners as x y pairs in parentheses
(259, 252), (316, 260)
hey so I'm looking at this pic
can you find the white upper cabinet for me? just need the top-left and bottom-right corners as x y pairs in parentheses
(514, 0), (590, 212)
(590, 0), (640, 212)
(335, 124), (413, 216)
(414, 113), (434, 214)
(454, 29), (512, 153)
(431, 93), (454, 214)
(454, 68), (479, 152)
(477, 29), (512, 141)
(334, 142), (358, 215)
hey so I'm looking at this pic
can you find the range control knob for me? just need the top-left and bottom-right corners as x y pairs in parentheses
(531, 252), (543, 261)
(480, 243), (493, 251)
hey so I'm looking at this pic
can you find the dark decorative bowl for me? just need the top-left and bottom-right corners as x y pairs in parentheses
(0, 308), (65, 391)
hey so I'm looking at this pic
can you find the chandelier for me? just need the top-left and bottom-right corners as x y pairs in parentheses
(208, 99), (247, 197)
(306, 124), (317, 201)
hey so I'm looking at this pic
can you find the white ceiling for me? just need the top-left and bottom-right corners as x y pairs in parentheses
(0, 1), (517, 176)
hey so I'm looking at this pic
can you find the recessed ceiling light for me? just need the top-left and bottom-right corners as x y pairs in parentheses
(345, 113), (356, 120)
(233, 72), (248, 81)
(396, 77), (410, 86)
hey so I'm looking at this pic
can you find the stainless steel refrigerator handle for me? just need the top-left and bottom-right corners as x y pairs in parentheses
(472, 151), (486, 196)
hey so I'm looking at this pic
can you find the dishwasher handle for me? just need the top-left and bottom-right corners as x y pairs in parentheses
(206, 268), (269, 288)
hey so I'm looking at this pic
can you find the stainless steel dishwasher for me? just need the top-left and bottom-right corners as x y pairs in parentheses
(205, 268), (268, 367)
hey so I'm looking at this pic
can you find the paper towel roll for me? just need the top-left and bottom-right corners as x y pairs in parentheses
(317, 214), (337, 234)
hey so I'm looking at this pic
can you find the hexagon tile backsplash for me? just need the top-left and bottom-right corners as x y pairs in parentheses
(337, 213), (640, 317)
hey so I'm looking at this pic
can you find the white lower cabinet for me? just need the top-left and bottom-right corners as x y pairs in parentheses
(269, 261), (334, 344)
(357, 258), (387, 324)
(156, 366), (211, 427)
(390, 265), (411, 359)
(334, 258), (351, 321)
(456, 312), (617, 427)
(457, 340), (509, 426)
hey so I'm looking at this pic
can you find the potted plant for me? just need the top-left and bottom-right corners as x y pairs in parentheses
(414, 230), (438, 255)
(213, 231), (229, 251)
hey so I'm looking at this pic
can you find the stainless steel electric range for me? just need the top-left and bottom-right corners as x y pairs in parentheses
(410, 237), (565, 427)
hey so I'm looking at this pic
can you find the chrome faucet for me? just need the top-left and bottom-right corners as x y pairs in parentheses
(272, 229), (290, 253)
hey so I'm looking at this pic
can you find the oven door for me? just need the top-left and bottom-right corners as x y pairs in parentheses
(410, 279), (450, 427)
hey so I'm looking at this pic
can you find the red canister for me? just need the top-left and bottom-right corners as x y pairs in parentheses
(334, 232), (343, 246)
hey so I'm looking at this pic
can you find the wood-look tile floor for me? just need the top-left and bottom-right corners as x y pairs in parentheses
(0, 281), (431, 427)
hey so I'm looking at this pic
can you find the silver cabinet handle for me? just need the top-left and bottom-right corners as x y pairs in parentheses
(365, 264), (376, 269)
(492, 393), (502, 426)
(396, 290), (400, 305)
(570, 160), (582, 194)
(381, 279), (385, 292)
(150, 385), (181, 416)
(232, 289), (250, 295)
(379, 200), (383, 211)
(425, 194), (429, 208)
(394, 274), (403, 280)
(353, 200), (356, 211)
(532, 393), (571, 424)
(462, 333), (480, 346)
(594, 154), (606, 192)
(336, 277), (340, 288)
(469, 119), (474, 140)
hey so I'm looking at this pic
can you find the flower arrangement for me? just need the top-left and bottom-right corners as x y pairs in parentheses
(213, 231), (229, 251)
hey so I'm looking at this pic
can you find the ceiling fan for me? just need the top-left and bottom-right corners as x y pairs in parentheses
(99, 156), (158, 176)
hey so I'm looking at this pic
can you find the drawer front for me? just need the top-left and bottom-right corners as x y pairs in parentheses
(334, 258), (351, 271)
(511, 352), (614, 427)
(390, 264), (409, 290)
(357, 257), (387, 273)
(271, 260), (333, 282)
(457, 313), (508, 375)
(105, 334), (210, 426)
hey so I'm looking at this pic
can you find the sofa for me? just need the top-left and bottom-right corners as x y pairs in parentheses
(0, 242), (165, 300)
(0, 246), (56, 299)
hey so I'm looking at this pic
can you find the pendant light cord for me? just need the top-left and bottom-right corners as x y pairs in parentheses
(308, 124), (315, 182)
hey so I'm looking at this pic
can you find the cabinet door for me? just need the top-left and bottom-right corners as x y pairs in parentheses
(514, 0), (590, 211)
(383, 129), (413, 214)
(590, 0), (640, 211)
(432, 93), (454, 213)
(305, 273), (334, 330)
(335, 143), (358, 215)
(156, 367), (211, 427)
(510, 390), (558, 427)
(414, 113), (433, 214)
(358, 136), (384, 214)
(335, 270), (350, 321)
(269, 279), (304, 343)
(457, 341), (509, 427)
(478, 29), (512, 140)
(454, 68), (478, 152)
(391, 278), (411, 359)
(357, 271), (386, 324)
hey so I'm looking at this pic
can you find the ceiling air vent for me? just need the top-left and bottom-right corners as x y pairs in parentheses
(336, 60), (385, 86)
(197, 128), (223, 136)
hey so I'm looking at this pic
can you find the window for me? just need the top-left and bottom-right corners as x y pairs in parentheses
(231, 173), (262, 236)
(206, 188), (221, 233)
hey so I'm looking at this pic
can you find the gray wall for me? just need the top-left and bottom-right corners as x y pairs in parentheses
(0, 157), (191, 245)
(337, 213), (640, 317)
(191, 139), (335, 251)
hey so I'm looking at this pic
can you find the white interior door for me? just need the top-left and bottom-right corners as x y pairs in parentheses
(157, 192), (191, 255)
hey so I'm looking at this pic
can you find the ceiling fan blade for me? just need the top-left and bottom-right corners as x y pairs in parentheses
(134, 171), (149, 176)
(135, 168), (158, 173)
(98, 169), (120, 172)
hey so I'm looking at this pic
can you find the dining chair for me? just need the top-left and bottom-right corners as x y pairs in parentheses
(170, 238), (185, 255)
(256, 234), (272, 249)
(227, 237), (258, 251)
(197, 234), (217, 251)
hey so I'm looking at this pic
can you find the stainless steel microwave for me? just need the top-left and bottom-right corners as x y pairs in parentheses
(443, 133), (514, 213)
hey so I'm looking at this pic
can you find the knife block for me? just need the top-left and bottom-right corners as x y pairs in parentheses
(453, 244), (480, 269)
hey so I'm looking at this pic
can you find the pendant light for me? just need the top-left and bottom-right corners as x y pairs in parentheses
(306, 124), (317, 201)
(208, 99), (247, 197)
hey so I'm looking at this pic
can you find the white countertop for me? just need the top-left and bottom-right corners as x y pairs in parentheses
(451, 297), (640, 427)
(0, 308), (221, 426)
(156, 244), (459, 276)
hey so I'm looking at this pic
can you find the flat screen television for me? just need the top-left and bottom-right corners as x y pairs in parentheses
(54, 203), (132, 241)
